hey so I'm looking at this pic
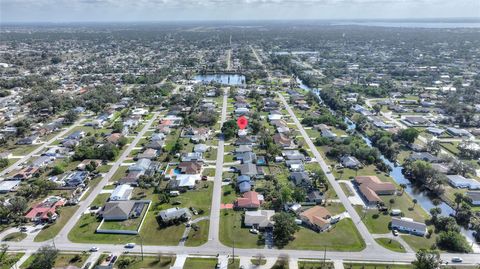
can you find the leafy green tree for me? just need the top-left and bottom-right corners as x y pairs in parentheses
(398, 128), (419, 144)
(272, 212), (299, 248)
(50, 165), (65, 176)
(221, 119), (238, 140)
(0, 158), (8, 169)
(436, 230), (472, 253)
(412, 249), (440, 269)
(112, 121), (124, 133)
(29, 245), (58, 269)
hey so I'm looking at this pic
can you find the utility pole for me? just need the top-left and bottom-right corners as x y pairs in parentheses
(322, 247), (326, 268)
(139, 235), (144, 260)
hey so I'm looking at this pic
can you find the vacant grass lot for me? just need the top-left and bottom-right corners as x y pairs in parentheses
(21, 253), (90, 269)
(285, 219), (365, 251)
(298, 261), (333, 269)
(221, 184), (237, 204)
(400, 234), (436, 252)
(374, 238), (406, 253)
(219, 210), (264, 249)
(183, 258), (218, 269)
(184, 220), (210, 247)
(114, 255), (176, 269)
(34, 205), (79, 242)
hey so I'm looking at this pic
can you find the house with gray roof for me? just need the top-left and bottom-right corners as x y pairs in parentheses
(391, 217), (427, 236)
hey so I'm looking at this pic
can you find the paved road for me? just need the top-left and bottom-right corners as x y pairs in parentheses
(277, 92), (378, 250)
(55, 112), (160, 243)
(226, 49), (232, 70)
(0, 119), (83, 178)
(206, 88), (228, 245)
(250, 45), (271, 81)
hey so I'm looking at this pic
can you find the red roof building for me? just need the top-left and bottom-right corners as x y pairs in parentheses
(235, 191), (261, 209)
(25, 196), (65, 222)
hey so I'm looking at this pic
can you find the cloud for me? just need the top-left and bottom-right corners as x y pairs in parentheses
(0, 0), (478, 22)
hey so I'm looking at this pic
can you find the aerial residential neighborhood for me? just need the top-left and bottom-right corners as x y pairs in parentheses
(1, 5), (480, 269)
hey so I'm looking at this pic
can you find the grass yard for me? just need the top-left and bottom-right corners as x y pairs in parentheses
(110, 165), (129, 182)
(224, 154), (235, 163)
(11, 144), (40, 156)
(285, 219), (365, 251)
(439, 142), (460, 155)
(202, 168), (216, 177)
(69, 182), (213, 245)
(219, 210), (264, 249)
(99, 204), (147, 231)
(21, 253), (89, 269)
(339, 182), (353, 196)
(114, 255), (176, 269)
(400, 234), (436, 252)
(1, 253), (23, 269)
(183, 257), (218, 269)
(204, 148), (217, 161)
(298, 261), (333, 269)
(375, 238), (407, 253)
(343, 263), (412, 269)
(228, 258), (240, 269)
(221, 184), (237, 204)
(1, 232), (27, 242)
(184, 220), (210, 247)
(34, 205), (79, 242)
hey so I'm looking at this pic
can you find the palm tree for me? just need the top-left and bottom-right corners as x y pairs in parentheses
(412, 199), (418, 209)
(399, 184), (407, 195)
(454, 193), (465, 216)
(117, 258), (131, 269)
(389, 198), (395, 210)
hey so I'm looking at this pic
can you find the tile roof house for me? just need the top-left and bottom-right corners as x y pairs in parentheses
(354, 176), (396, 205)
(25, 196), (65, 222)
(235, 191), (262, 209)
(178, 161), (202, 174)
(273, 133), (295, 149)
(391, 217), (427, 236)
(300, 206), (333, 232)
(106, 133), (123, 144)
(244, 210), (275, 229)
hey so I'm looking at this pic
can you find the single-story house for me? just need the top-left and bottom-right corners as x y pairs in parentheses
(137, 148), (158, 160)
(391, 217), (427, 236)
(300, 206), (332, 232)
(307, 190), (324, 204)
(340, 156), (361, 168)
(446, 175), (480, 190)
(178, 161), (202, 174)
(101, 200), (149, 221)
(62, 171), (89, 187)
(158, 207), (192, 224)
(0, 180), (21, 193)
(244, 210), (275, 229)
(289, 172), (310, 186)
(409, 152), (440, 163)
(129, 158), (152, 172)
(354, 176), (396, 205)
(466, 191), (480, 206)
(25, 196), (65, 222)
(110, 184), (134, 201)
(235, 191), (262, 209)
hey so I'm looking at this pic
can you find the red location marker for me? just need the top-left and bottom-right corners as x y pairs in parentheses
(237, 116), (248, 130)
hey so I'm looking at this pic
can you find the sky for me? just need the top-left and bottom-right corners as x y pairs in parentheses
(0, 0), (479, 23)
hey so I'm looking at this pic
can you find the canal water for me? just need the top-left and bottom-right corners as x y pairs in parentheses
(297, 78), (456, 215)
(194, 74), (246, 86)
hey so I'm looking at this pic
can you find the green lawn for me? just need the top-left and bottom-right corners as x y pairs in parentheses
(99, 205), (147, 231)
(285, 219), (365, 251)
(183, 258), (218, 269)
(343, 263), (412, 269)
(34, 205), (79, 242)
(114, 255), (176, 269)
(11, 144), (40, 156)
(110, 165), (129, 182)
(21, 253), (90, 269)
(69, 182), (213, 245)
(298, 261), (333, 269)
(375, 238), (407, 253)
(400, 234), (436, 252)
(221, 184), (237, 204)
(184, 220), (210, 247)
(219, 210), (264, 249)
(339, 182), (353, 196)
(1, 253), (23, 269)
(228, 258), (240, 269)
(1, 232), (27, 242)
(202, 168), (216, 177)
(204, 148), (217, 161)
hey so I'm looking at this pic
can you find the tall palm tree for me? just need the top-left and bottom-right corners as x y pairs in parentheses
(412, 199), (418, 209)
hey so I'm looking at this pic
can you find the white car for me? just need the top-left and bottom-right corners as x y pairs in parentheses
(451, 257), (463, 263)
(124, 243), (136, 248)
(90, 247), (99, 252)
(249, 229), (259, 234)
